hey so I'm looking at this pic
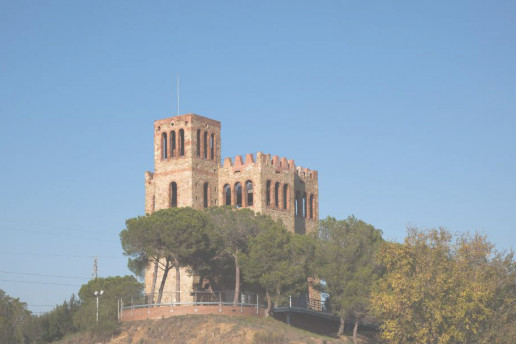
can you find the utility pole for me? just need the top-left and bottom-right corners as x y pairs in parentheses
(92, 257), (98, 280)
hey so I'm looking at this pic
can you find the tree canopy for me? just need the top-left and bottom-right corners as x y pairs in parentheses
(371, 227), (516, 344)
(205, 206), (271, 303)
(315, 216), (383, 342)
(0, 289), (35, 344)
(240, 220), (313, 315)
(121, 207), (211, 303)
(73, 275), (143, 333)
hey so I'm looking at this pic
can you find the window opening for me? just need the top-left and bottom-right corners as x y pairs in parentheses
(303, 193), (307, 218)
(203, 131), (208, 158)
(245, 180), (253, 206)
(224, 184), (231, 206)
(170, 182), (178, 207)
(274, 182), (280, 208)
(196, 129), (201, 157)
(179, 129), (185, 156)
(309, 194), (314, 219)
(161, 133), (168, 159)
(210, 134), (214, 160)
(203, 182), (209, 208)
(235, 182), (242, 208)
(170, 131), (176, 157)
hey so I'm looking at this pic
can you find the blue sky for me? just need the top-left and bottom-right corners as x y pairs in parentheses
(1, 1), (515, 313)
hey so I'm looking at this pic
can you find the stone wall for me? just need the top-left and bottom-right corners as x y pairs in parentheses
(120, 304), (265, 322)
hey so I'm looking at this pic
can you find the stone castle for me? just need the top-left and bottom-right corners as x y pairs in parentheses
(144, 113), (319, 295)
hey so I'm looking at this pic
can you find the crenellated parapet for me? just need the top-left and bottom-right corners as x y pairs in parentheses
(222, 153), (258, 172)
(295, 166), (318, 182)
(221, 152), (318, 181)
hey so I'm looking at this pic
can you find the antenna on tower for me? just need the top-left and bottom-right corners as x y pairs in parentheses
(177, 75), (180, 116)
(92, 257), (98, 280)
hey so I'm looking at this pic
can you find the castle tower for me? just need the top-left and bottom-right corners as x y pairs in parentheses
(145, 114), (221, 214)
(143, 112), (319, 298)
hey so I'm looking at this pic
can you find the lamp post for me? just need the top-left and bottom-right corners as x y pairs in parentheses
(94, 290), (104, 323)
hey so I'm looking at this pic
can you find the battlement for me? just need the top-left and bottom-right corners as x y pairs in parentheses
(296, 166), (318, 181)
(221, 152), (317, 181)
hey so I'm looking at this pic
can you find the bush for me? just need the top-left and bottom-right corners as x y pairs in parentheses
(252, 331), (288, 344)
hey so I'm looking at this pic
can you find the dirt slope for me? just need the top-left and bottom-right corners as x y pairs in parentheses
(56, 315), (364, 344)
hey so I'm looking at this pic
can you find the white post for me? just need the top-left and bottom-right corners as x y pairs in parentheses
(96, 296), (99, 323)
(94, 290), (104, 324)
(289, 295), (292, 308)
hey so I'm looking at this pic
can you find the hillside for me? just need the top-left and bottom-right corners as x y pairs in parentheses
(55, 315), (376, 344)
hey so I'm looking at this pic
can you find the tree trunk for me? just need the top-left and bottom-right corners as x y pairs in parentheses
(337, 315), (346, 336)
(265, 292), (272, 317)
(156, 259), (170, 304)
(174, 257), (181, 304)
(353, 318), (358, 344)
(233, 251), (240, 305)
(150, 258), (159, 304)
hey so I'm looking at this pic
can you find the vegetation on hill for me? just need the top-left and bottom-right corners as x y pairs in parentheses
(2, 207), (516, 343)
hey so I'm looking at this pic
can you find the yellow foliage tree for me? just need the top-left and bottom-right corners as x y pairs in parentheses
(371, 227), (515, 344)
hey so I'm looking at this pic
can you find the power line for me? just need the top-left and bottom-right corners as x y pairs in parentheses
(0, 278), (81, 287)
(0, 252), (122, 259)
(2, 227), (112, 242)
(0, 270), (89, 279)
(0, 219), (113, 237)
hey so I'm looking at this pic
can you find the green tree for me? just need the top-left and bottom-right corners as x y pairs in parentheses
(0, 289), (35, 344)
(73, 276), (143, 333)
(240, 222), (312, 315)
(121, 207), (211, 303)
(315, 216), (383, 342)
(121, 213), (164, 303)
(36, 294), (80, 342)
(205, 207), (264, 304)
(371, 227), (516, 344)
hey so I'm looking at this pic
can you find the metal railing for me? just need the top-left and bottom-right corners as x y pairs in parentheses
(284, 294), (330, 314)
(118, 290), (265, 318)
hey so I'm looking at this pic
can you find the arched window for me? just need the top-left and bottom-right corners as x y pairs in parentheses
(179, 129), (185, 156)
(203, 182), (209, 208)
(274, 182), (280, 208)
(196, 129), (201, 157)
(203, 131), (208, 158)
(303, 193), (307, 218)
(170, 131), (176, 157)
(210, 134), (214, 160)
(245, 180), (253, 206)
(295, 191), (301, 216)
(224, 184), (231, 206)
(170, 182), (178, 207)
(266, 180), (271, 206)
(283, 184), (288, 210)
(161, 133), (168, 159)
(235, 182), (242, 208)
(309, 194), (314, 219)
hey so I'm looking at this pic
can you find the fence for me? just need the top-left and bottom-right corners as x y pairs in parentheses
(278, 294), (330, 314)
(118, 290), (265, 321)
